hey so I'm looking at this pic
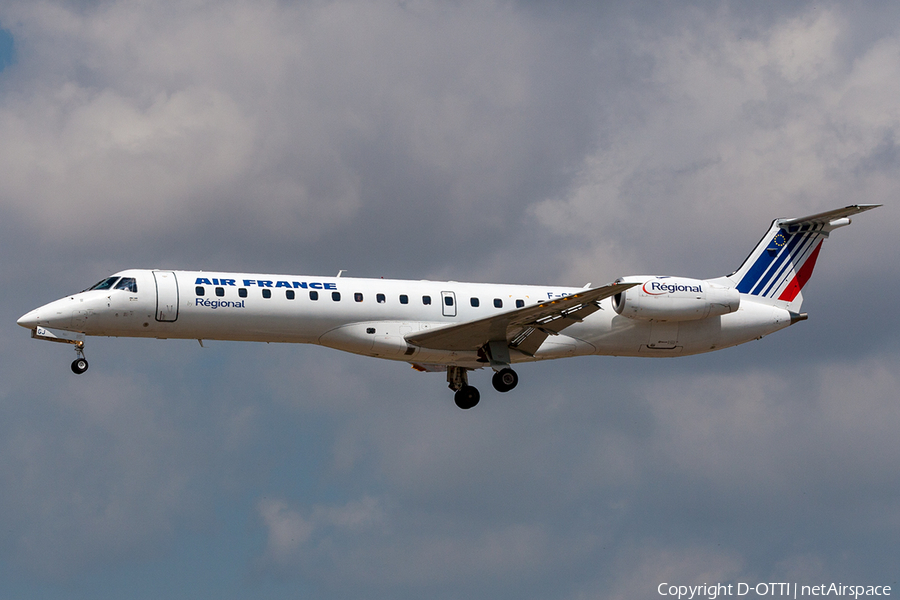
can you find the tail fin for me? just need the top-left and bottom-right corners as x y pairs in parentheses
(717, 204), (880, 311)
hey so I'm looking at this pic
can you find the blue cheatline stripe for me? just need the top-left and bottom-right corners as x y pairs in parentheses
(736, 231), (792, 293)
(751, 231), (808, 296)
(760, 231), (819, 298)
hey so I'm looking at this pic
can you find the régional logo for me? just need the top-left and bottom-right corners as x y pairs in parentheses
(642, 280), (703, 295)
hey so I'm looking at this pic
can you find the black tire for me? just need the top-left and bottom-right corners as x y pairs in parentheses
(491, 368), (518, 393)
(454, 385), (480, 409)
(71, 358), (89, 374)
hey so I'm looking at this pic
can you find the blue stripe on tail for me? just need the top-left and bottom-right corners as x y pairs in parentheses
(756, 232), (809, 296)
(736, 231), (797, 294)
(748, 231), (805, 295)
(759, 232), (818, 297)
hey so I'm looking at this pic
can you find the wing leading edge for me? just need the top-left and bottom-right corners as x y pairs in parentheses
(405, 281), (638, 356)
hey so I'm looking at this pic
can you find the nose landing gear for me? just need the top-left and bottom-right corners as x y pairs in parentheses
(71, 342), (89, 374)
(26, 326), (89, 374)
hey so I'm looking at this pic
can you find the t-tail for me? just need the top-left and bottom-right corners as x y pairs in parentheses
(713, 204), (881, 312)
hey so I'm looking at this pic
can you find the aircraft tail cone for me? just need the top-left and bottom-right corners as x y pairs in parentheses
(789, 312), (808, 325)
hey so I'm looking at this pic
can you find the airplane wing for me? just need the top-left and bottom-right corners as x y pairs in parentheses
(405, 281), (638, 356)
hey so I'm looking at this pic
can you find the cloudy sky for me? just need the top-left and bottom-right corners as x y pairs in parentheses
(1, 1), (897, 598)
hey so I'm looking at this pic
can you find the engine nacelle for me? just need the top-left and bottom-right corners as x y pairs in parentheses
(612, 276), (740, 321)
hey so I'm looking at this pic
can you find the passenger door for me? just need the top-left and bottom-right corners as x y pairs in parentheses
(154, 271), (179, 322)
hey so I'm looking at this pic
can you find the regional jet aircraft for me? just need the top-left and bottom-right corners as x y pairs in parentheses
(18, 205), (879, 409)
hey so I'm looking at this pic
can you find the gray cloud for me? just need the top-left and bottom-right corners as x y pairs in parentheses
(0, 0), (606, 281)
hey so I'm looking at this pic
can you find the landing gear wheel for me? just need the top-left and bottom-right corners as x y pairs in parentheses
(71, 358), (89, 374)
(454, 386), (480, 410)
(491, 368), (518, 393)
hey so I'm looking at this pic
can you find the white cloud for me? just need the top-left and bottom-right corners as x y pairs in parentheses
(0, 0), (578, 252)
(257, 498), (314, 568)
(255, 491), (583, 591)
(0, 85), (254, 233)
(533, 6), (900, 283)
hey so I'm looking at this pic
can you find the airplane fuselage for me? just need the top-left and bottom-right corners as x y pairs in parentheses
(19, 268), (793, 370)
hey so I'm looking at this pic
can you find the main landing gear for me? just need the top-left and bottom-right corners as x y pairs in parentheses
(447, 365), (519, 409)
(491, 368), (518, 393)
(447, 366), (479, 409)
(71, 342), (89, 374)
(454, 385), (480, 410)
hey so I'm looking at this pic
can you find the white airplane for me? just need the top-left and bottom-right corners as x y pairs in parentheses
(18, 205), (879, 409)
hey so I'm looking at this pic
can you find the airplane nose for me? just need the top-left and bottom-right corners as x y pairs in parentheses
(17, 311), (39, 329)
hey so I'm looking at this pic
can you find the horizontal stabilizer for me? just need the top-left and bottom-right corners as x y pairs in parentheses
(779, 204), (881, 230)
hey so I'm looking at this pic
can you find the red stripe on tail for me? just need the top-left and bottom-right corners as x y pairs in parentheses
(778, 241), (823, 302)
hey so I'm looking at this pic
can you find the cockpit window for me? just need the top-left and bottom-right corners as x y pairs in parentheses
(114, 277), (137, 293)
(89, 277), (120, 291)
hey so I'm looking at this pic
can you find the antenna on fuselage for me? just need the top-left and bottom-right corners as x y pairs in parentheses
(336, 270), (346, 277)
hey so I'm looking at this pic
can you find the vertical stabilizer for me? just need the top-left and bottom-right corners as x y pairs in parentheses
(716, 205), (880, 312)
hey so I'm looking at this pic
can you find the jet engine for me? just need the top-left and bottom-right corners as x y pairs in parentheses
(612, 276), (740, 321)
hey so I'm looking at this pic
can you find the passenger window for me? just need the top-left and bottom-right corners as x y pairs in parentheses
(354, 292), (363, 302)
(400, 295), (409, 305)
(516, 299), (524, 308)
(422, 295), (431, 305)
(377, 293), (386, 303)
(215, 287), (225, 297)
(444, 296), (454, 306)
(114, 277), (137, 293)
(494, 298), (503, 308)
(470, 298), (479, 307)
(239, 288), (248, 298)
(309, 291), (319, 300)
(262, 289), (272, 299)
(196, 286), (205, 296)
(286, 290), (295, 300)
(89, 277), (119, 291)
(332, 292), (341, 301)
